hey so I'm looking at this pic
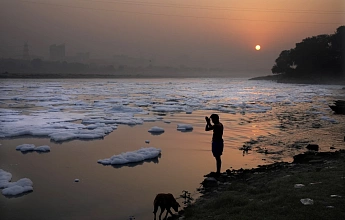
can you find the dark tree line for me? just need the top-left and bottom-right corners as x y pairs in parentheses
(272, 26), (345, 78)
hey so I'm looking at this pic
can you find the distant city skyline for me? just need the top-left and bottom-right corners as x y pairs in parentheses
(0, 0), (344, 74)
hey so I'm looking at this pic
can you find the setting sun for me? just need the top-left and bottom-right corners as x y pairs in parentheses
(255, 45), (261, 50)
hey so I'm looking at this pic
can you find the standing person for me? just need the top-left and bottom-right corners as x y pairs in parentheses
(205, 114), (224, 177)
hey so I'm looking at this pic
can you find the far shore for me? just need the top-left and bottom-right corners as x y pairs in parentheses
(249, 74), (345, 85)
(1, 72), (345, 85)
(0, 71), (243, 79)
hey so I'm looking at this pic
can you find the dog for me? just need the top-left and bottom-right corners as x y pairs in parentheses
(153, 193), (180, 220)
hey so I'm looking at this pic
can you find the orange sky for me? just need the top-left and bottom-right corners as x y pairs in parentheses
(0, 0), (344, 74)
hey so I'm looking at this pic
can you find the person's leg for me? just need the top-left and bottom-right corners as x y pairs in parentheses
(215, 155), (221, 174)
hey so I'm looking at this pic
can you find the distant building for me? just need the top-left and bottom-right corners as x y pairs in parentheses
(49, 44), (65, 61)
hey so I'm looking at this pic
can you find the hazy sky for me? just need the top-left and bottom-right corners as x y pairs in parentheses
(0, 0), (344, 74)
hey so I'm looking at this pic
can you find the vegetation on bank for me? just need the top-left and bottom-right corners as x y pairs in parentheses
(182, 150), (345, 220)
(271, 26), (345, 80)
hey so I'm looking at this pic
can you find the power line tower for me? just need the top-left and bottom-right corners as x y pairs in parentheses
(23, 41), (30, 60)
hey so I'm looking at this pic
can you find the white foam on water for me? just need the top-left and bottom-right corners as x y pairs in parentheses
(148, 126), (165, 133)
(0, 79), (341, 142)
(15, 144), (35, 152)
(177, 124), (193, 131)
(0, 169), (33, 197)
(16, 144), (51, 152)
(97, 147), (161, 165)
(34, 145), (51, 152)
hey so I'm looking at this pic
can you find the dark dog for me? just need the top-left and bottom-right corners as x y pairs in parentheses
(153, 193), (180, 220)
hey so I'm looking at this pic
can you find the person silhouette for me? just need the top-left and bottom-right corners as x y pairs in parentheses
(205, 114), (224, 177)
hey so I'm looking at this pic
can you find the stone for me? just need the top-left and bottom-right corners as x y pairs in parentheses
(306, 144), (319, 151)
(226, 169), (232, 175)
(201, 177), (218, 187)
(312, 123), (321, 128)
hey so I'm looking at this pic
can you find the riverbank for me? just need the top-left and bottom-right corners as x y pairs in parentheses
(176, 96), (345, 219)
(180, 149), (345, 220)
(249, 74), (345, 85)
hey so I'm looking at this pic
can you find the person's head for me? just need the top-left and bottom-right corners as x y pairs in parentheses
(210, 114), (220, 123)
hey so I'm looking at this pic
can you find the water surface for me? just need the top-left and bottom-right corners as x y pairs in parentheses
(0, 78), (344, 220)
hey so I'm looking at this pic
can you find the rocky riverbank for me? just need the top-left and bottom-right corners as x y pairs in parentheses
(176, 149), (345, 220)
(164, 87), (345, 220)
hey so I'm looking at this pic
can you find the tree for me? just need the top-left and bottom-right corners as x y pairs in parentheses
(271, 26), (344, 78)
(271, 50), (293, 75)
(290, 34), (330, 74)
(329, 26), (345, 75)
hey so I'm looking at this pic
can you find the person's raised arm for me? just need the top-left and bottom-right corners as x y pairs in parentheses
(205, 116), (213, 131)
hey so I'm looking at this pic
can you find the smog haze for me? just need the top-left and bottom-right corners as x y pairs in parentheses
(0, 0), (344, 76)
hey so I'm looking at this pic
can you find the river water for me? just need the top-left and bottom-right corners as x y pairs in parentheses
(0, 78), (344, 220)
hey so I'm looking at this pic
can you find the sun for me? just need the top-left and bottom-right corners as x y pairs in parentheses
(255, 45), (261, 50)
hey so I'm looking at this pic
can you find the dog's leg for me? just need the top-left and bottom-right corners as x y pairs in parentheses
(167, 208), (175, 218)
(153, 203), (158, 220)
(164, 208), (171, 220)
(159, 207), (165, 220)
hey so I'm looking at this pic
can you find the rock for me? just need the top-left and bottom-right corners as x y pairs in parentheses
(201, 177), (218, 187)
(306, 144), (319, 151)
(204, 172), (221, 177)
(74, 179), (80, 182)
(329, 100), (345, 114)
(226, 169), (232, 175)
(293, 151), (342, 164)
(312, 123), (321, 128)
